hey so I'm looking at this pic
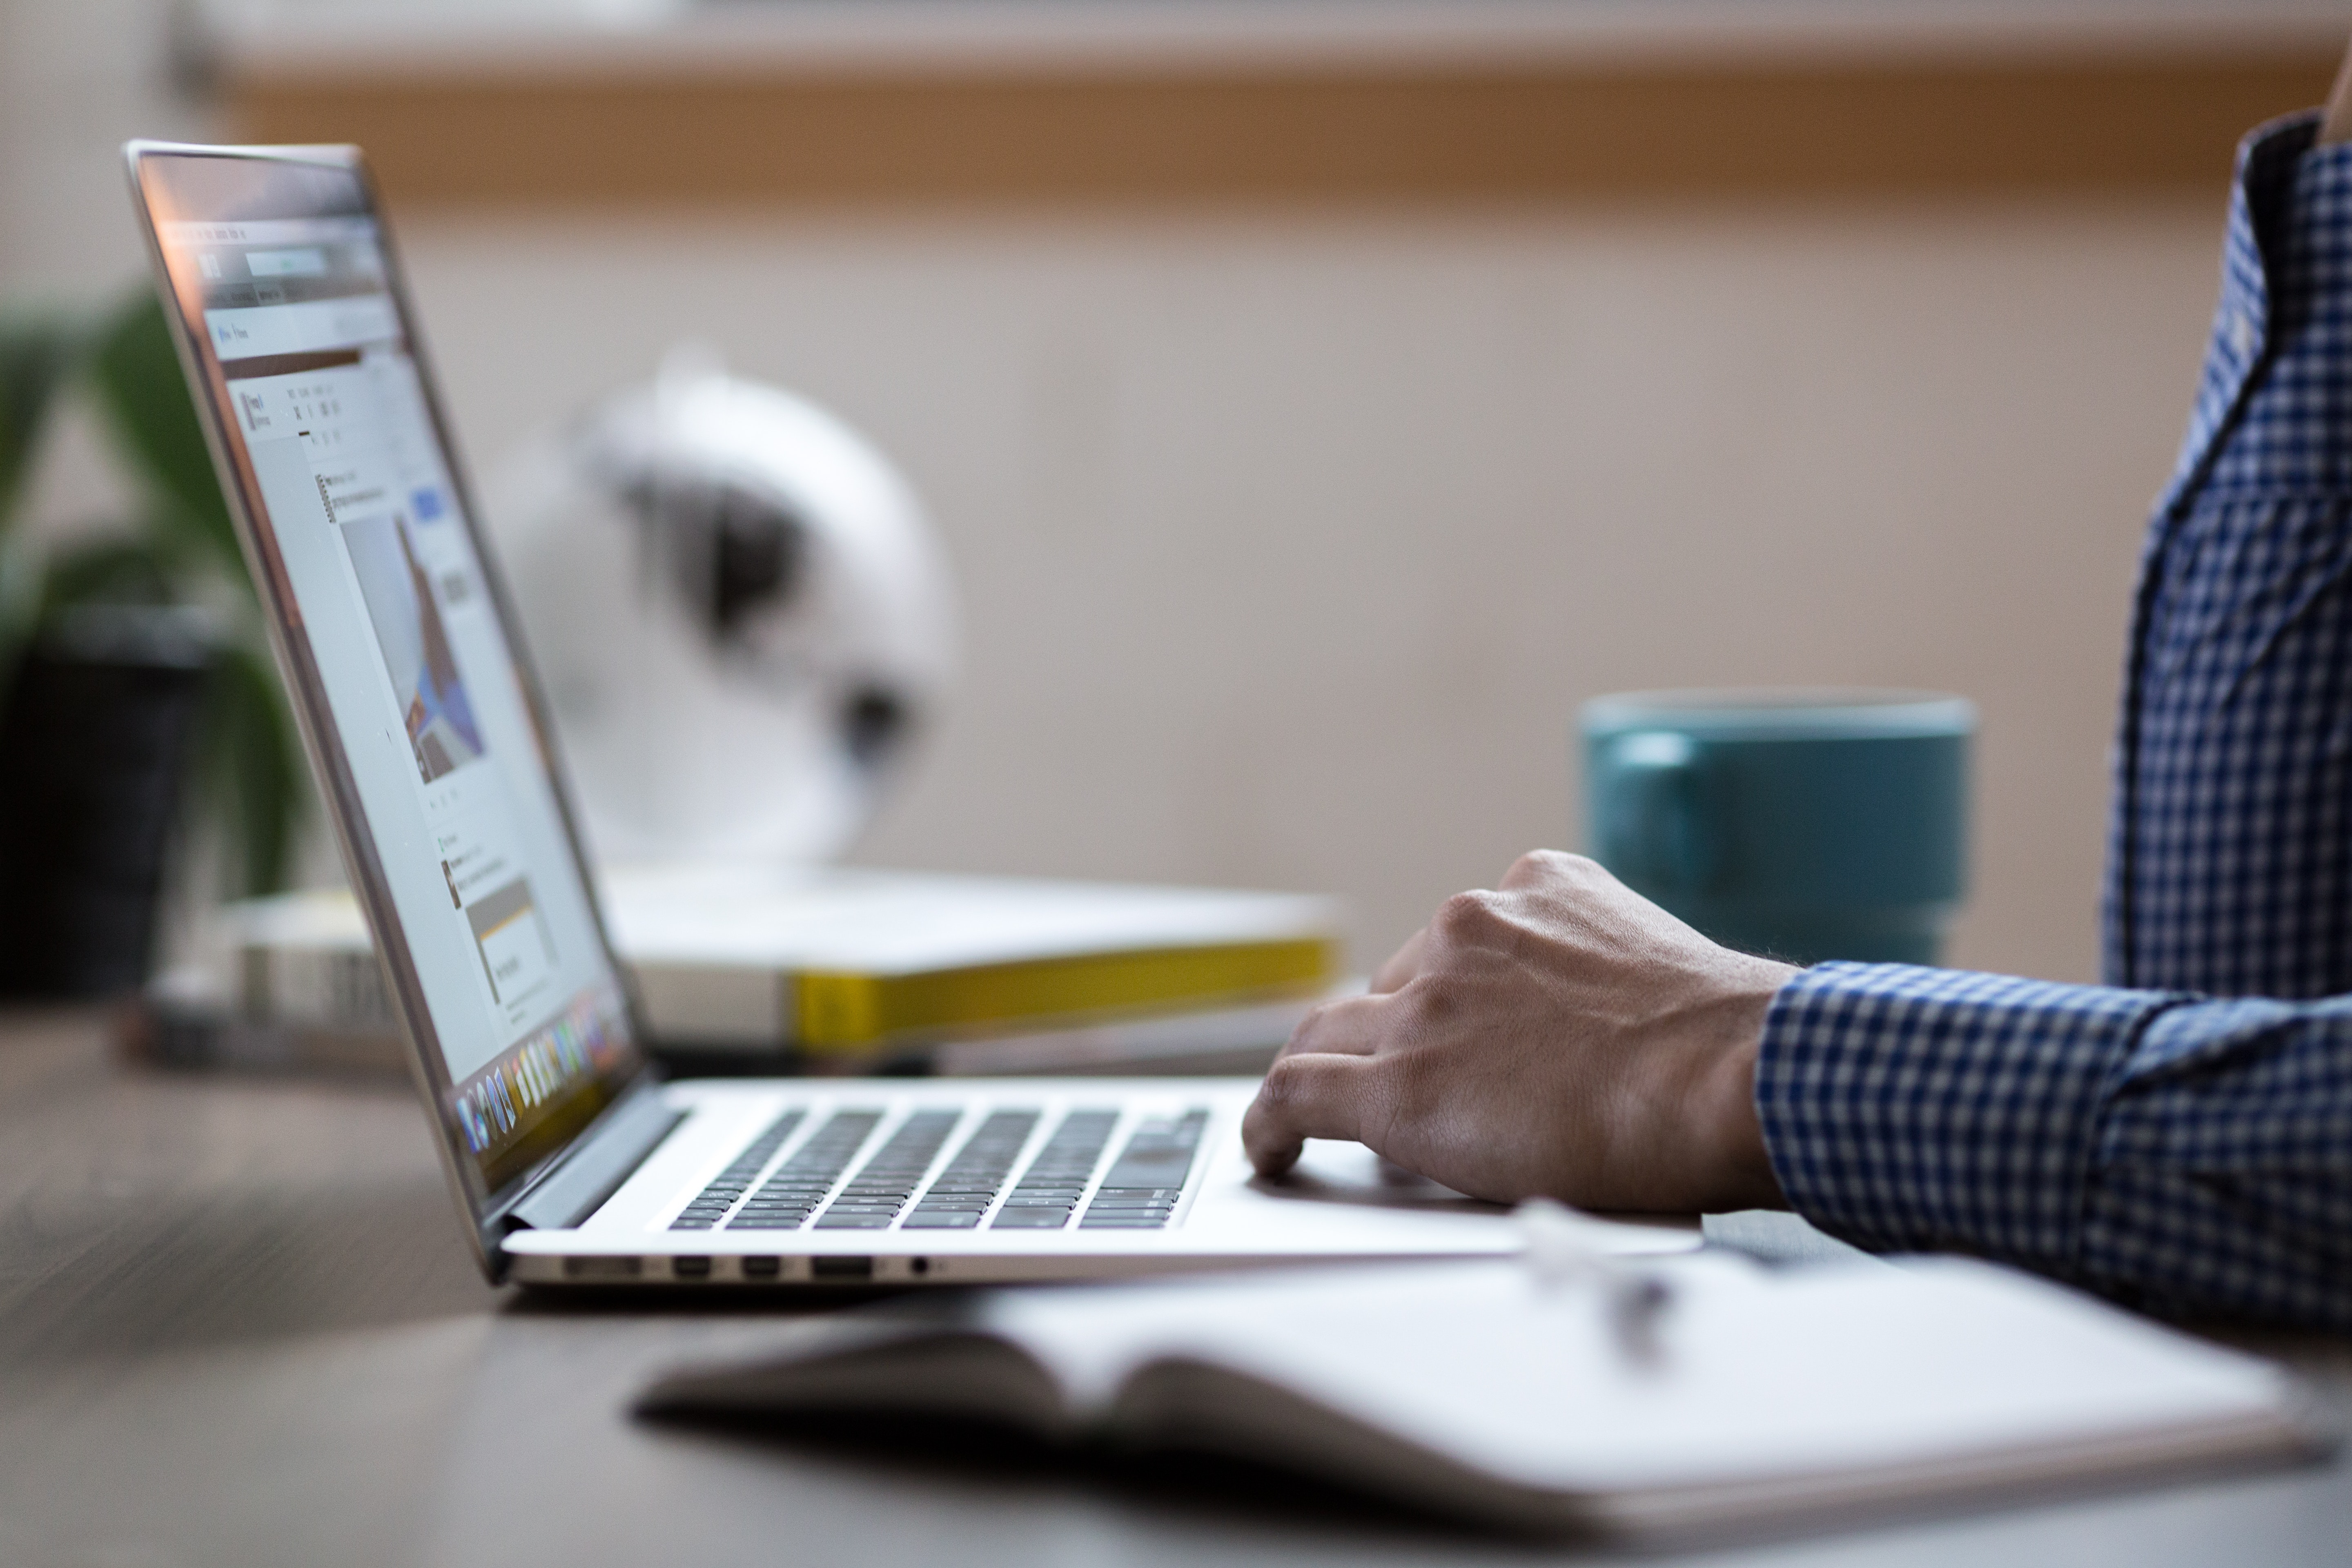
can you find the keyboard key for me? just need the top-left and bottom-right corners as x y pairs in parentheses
(1096, 1109), (1209, 1190)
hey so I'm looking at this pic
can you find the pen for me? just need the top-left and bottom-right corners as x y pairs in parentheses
(1515, 1197), (1676, 1366)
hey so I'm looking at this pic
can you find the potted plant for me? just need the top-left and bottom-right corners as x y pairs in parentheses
(0, 290), (305, 998)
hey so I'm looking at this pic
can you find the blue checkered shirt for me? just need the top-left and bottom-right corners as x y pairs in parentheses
(1754, 112), (2352, 1330)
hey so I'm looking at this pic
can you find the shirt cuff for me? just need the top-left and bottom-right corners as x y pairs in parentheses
(1753, 963), (2183, 1274)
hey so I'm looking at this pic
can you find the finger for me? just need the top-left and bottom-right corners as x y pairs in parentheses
(1243, 1052), (1381, 1177)
(1498, 849), (1572, 891)
(1274, 992), (1394, 1061)
(1369, 927), (1428, 994)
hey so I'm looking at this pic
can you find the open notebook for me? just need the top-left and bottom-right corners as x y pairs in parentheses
(638, 1254), (2325, 1541)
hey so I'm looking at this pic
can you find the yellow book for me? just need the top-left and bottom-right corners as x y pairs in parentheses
(793, 938), (1333, 1049)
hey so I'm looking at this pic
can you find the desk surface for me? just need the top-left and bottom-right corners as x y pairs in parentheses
(3, 1009), (2346, 1567)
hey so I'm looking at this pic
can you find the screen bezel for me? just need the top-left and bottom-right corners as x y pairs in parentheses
(122, 140), (657, 1279)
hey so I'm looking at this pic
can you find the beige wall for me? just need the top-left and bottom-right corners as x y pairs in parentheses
(4, 0), (2238, 985)
(404, 201), (2215, 982)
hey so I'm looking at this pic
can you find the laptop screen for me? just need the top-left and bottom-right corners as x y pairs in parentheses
(129, 148), (643, 1209)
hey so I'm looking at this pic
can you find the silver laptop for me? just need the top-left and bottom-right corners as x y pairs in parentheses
(124, 141), (1679, 1289)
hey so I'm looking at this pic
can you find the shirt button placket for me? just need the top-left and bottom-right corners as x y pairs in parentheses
(2228, 308), (2260, 363)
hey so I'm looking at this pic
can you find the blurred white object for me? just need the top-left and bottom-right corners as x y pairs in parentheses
(488, 348), (955, 862)
(196, 0), (684, 35)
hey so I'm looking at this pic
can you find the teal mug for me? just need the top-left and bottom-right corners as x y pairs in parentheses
(1580, 689), (1973, 966)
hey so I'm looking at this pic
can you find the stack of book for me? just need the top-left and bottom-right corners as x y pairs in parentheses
(141, 863), (1348, 1078)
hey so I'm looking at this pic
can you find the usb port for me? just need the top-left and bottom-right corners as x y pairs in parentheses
(671, 1256), (712, 1280)
(811, 1256), (873, 1281)
(739, 1256), (782, 1280)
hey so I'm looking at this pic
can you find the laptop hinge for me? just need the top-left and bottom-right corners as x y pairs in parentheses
(501, 1084), (687, 1235)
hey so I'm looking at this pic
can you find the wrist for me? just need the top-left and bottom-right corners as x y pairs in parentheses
(1686, 958), (1793, 1212)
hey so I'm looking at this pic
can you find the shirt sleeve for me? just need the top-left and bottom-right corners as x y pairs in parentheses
(1753, 961), (2352, 1329)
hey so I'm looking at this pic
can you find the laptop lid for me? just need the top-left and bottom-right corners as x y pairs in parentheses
(123, 142), (652, 1273)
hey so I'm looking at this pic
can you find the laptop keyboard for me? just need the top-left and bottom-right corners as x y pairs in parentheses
(667, 1109), (805, 1230)
(1080, 1109), (1209, 1228)
(723, 1109), (883, 1229)
(813, 1109), (960, 1229)
(987, 1109), (1121, 1229)
(670, 1102), (1209, 1235)
(902, 1109), (1040, 1229)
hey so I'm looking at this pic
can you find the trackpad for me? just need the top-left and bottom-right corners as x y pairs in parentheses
(1248, 1139), (1508, 1215)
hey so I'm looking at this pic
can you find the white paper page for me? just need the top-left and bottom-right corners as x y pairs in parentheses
(982, 1256), (2296, 1495)
(598, 864), (1342, 972)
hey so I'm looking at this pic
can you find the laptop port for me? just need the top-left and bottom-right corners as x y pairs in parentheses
(564, 1255), (642, 1280)
(739, 1256), (782, 1280)
(909, 1257), (930, 1277)
(812, 1256), (873, 1281)
(671, 1256), (712, 1280)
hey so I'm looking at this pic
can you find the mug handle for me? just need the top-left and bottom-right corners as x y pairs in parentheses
(1604, 733), (1720, 896)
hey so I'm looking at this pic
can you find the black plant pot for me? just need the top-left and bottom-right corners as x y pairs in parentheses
(0, 607), (212, 1000)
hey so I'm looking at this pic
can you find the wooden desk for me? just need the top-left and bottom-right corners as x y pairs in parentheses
(3, 1009), (2346, 1565)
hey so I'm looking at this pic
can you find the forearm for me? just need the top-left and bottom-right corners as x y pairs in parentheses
(1755, 963), (2352, 1329)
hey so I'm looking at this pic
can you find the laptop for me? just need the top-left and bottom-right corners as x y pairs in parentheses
(123, 141), (1695, 1288)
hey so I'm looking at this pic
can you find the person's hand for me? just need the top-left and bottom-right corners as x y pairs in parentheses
(1243, 851), (1797, 1214)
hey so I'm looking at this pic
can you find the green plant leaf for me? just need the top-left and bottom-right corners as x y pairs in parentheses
(201, 637), (307, 895)
(0, 308), (81, 531)
(0, 532), (41, 715)
(38, 532), (176, 613)
(8, 293), (308, 906)
(87, 291), (247, 590)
